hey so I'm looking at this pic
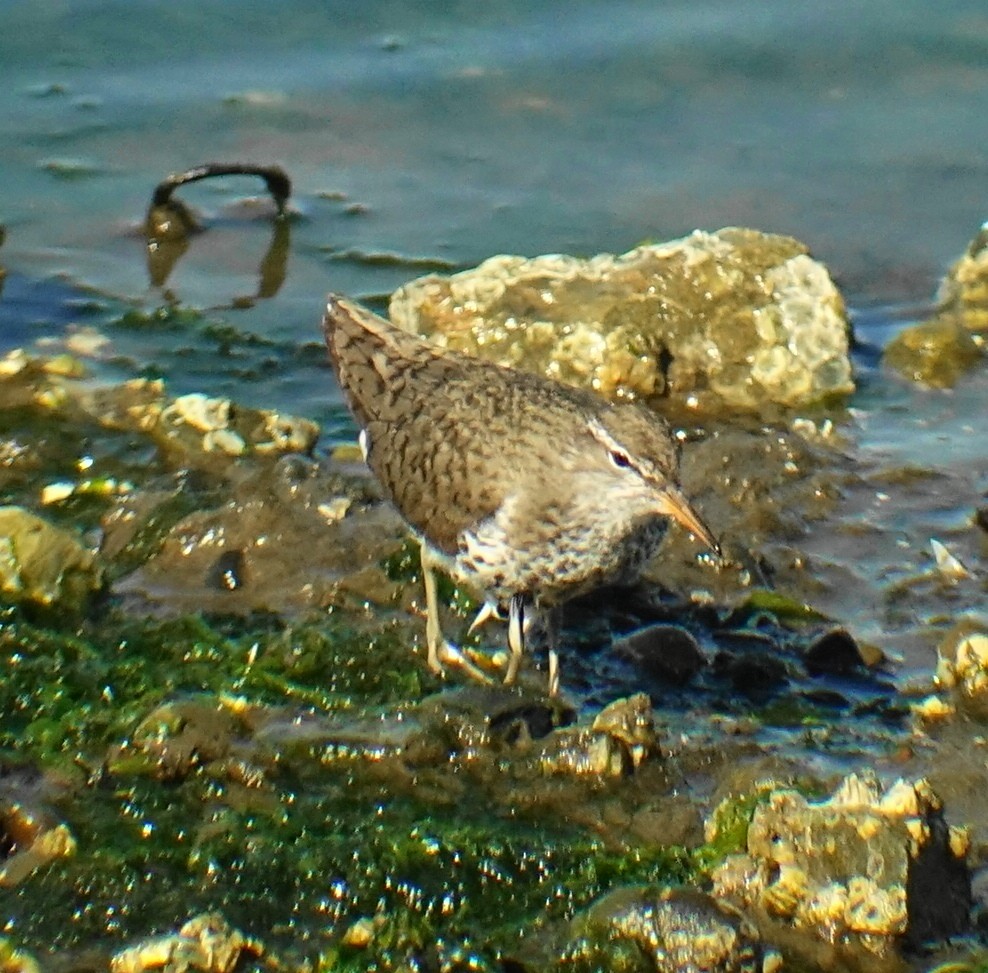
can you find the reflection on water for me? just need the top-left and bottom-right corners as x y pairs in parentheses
(1, 0), (986, 314)
(143, 161), (293, 299)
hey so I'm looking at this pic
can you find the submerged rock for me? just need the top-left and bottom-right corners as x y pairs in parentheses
(883, 222), (988, 386)
(0, 505), (103, 613)
(882, 316), (982, 387)
(711, 774), (971, 958)
(390, 228), (853, 412)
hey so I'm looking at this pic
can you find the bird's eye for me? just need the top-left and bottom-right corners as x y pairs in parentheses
(609, 449), (631, 469)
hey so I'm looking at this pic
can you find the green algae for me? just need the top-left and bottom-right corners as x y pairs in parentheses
(735, 589), (828, 624)
(0, 612), (421, 761)
(113, 305), (209, 332)
(0, 604), (705, 967)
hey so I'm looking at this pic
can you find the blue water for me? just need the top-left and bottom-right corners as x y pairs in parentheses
(1, 0), (985, 323)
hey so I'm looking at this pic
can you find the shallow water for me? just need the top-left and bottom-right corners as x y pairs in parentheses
(3, 0), (987, 316)
(4, 0), (987, 651)
(2, 1), (988, 966)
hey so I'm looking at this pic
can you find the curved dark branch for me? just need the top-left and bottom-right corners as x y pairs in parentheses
(150, 163), (292, 214)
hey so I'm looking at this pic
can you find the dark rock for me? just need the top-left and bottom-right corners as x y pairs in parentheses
(613, 624), (706, 684)
(207, 549), (247, 591)
(712, 650), (789, 696)
(804, 627), (866, 677)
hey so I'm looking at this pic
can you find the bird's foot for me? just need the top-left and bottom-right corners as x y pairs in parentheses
(428, 638), (495, 685)
(467, 600), (505, 636)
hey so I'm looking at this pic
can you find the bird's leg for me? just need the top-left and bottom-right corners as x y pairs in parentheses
(504, 594), (526, 686)
(545, 605), (561, 698)
(420, 541), (492, 684)
(421, 552), (445, 674)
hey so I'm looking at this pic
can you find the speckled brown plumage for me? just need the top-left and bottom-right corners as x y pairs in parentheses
(323, 294), (717, 693)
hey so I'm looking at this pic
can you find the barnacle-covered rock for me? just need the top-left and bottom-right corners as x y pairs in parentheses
(390, 228), (853, 412)
(934, 626), (988, 720)
(935, 221), (988, 334)
(537, 693), (658, 777)
(79, 382), (319, 468)
(0, 505), (103, 613)
(561, 885), (779, 973)
(711, 774), (970, 956)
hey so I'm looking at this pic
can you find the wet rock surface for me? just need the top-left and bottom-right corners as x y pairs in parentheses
(881, 222), (988, 387)
(110, 913), (263, 973)
(935, 221), (988, 335)
(2, 230), (988, 973)
(882, 316), (982, 387)
(390, 228), (853, 411)
(557, 885), (779, 973)
(0, 770), (77, 888)
(0, 505), (102, 614)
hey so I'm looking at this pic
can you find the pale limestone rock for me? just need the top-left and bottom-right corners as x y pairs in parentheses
(711, 773), (970, 954)
(391, 228), (853, 412)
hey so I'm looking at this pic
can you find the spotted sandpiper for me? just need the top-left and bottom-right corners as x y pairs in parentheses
(323, 295), (718, 695)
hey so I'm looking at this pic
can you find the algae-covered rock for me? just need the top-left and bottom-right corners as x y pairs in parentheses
(390, 228), (853, 412)
(882, 316), (982, 387)
(561, 885), (778, 973)
(0, 506), (103, 612)
(936, 221), (988, 334)
(711, 774), (971, 956)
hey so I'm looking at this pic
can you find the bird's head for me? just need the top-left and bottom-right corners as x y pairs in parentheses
(586, 406), (719, 555)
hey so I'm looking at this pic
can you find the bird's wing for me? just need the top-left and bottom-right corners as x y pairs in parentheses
(324, 295), (562, 554)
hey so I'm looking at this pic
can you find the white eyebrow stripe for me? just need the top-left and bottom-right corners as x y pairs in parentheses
(586, 417), (642, 474)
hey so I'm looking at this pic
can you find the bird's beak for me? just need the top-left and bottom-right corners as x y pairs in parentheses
(656, 487), (720, 557)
